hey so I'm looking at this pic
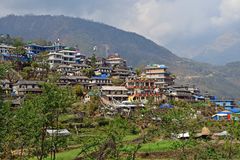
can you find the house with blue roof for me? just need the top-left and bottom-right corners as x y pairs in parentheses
(212, 110), (232, 121)
(212, 108), (240, 121)
(0, 52), (34, 62)
(211, 100), (235, 109)
(89, 74), (112, 88)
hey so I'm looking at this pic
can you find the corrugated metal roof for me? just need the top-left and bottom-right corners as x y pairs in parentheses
(101, 86), (127, 91)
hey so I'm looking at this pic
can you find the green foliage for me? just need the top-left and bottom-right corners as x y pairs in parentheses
(39, 148), (82, 160)
(96, 118), (129, 159)
(222, 120), (240, 159)
(13, 46), (26, 55)
(195, 144), (223, 160)
(0, 83), (75, 159)
(161, 100), (199, 159)
(15, 95), (48, 159)
(111, 78), (124, 86)
(21, 66), (32, 79)
(87, 99), (100, 115)
(47, 72), (61, 83)
(135, 68), (142, 76)
(90, 54), (97, 67)
(0, 35), (25, 47)
(146, 96), (154, 106)
(130, 125), (140, 135)
(12, 37), (25, 47)
(82, 68), (95, 78)
(0, 102), (15, 159)
(96, 117), (110, 127)
(0, 62), (12, 79)
(74, 85), (85, 98)
(122, 140), (175, 153)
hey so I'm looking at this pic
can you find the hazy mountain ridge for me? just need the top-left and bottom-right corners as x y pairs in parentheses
(0, 15), (240, 98)
(193, 32), (240, 65)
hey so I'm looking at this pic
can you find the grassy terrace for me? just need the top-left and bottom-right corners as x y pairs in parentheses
(121, 140), (174, 153)
(32, 139), (175, 160)
(37, 148), (81, 160)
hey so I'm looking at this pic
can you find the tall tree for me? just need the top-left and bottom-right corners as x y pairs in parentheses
(90, 54), (97, 68)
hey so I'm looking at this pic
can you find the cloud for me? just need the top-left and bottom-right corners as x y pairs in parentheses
(114, 0), (220, 45)
(211, 0), (240, 26)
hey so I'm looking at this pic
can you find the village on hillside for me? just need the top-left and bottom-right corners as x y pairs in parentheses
(1, 35), (240, 159)
(1, 37), (239, 115)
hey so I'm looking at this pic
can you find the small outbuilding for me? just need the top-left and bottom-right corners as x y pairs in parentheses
(46, 129), (71, 136)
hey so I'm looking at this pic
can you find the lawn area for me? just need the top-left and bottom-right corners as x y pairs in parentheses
(45, 148), (81, 160)
(30, 148), (82, 160)
(122, 140), (175, 153)
(123, 134), (141, 141)
(30, 140), (175, 160)
(59, 114), (75, 122)
(139, 140), (174, 152)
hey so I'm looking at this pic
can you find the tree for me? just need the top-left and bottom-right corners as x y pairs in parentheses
(161, 100), (199, 159)
(0, 62), (16, 98)
(146, 96), (155, 106)
(21, 66), (32, 79)
(13, 46), (26, 56)
(78, 117), (129, 159)
(14, 95), (47, 160)
(82, 68), (95, 78)
(39, 83), (75, 160)
(90, 54), (97, 68)
(223, 119), (240, 159)
(12, 37), (25, 47)
(0, 102), (15, 159)
(135, 68), (142, 76)
(111, 78), (124, 86)
(74, 85), (85, 98)
(2, 83), (76, 160)
(0, 63), (12, 79)
(34, 52), (50, 80)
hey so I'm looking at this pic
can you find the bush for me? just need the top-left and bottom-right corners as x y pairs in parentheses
(130, 125), (140, 135)
(97, 118), (110, 126)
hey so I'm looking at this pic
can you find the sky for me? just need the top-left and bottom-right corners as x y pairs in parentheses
(0, 0), (240, 58)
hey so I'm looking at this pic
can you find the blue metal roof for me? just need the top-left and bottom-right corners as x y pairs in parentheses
(211, 100), (234, 102)
(217, 111), (232, 115)
(159, 65), (167, 69)
(226, 108), (240, 113)
(92, 73), (109, 79)
(160, 103), (173, 109)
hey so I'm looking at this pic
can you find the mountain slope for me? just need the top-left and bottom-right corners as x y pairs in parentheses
(0, 15), (239, 98)
(0, 15), (179, 66)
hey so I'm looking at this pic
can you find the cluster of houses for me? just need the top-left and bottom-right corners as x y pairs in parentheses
(210, 98), (240, 121)
(1, 41), (239, 120)
(0, 41), (213, 103)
